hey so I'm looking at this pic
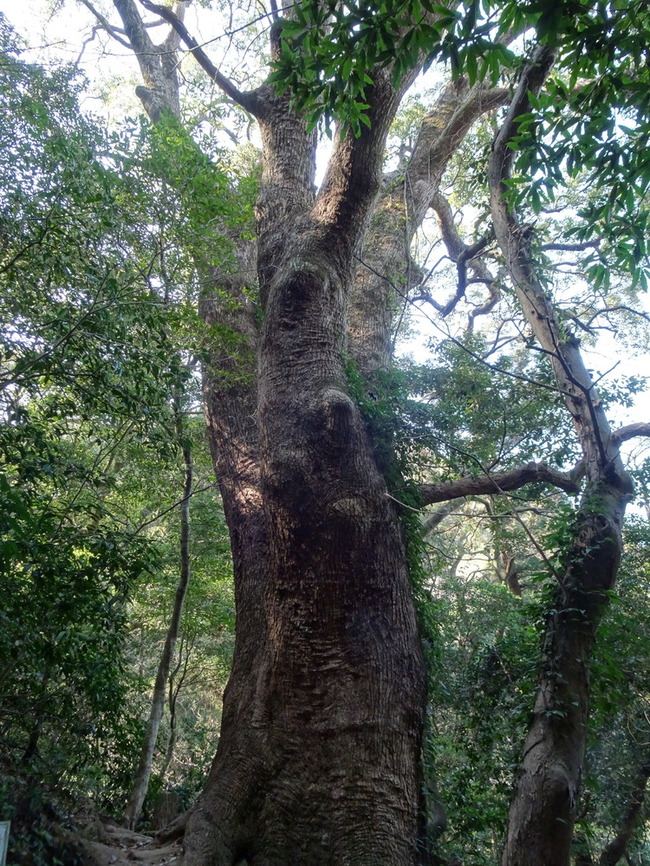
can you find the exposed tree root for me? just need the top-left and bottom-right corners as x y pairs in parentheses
(71, 819), (184, 865)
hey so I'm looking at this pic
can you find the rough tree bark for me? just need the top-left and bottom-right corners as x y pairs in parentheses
(103, 3), (432, 862)
(187, 57), (513, 866)
(489, 46), (636, 866)
(186, 65), (435, 864)
(95, 2), (273, 848)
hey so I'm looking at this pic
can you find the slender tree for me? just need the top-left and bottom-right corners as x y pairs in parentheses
(125, 401), (194, 830)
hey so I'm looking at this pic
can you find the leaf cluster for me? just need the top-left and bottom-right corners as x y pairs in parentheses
(269, 0), (468, 135)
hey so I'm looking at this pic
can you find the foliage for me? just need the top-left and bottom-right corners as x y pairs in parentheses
(3, 0), (650, 861)
(0, 20), (155, 807)
(270, 0), (476, 134)
(581, 516), (650, 855)
(425, 561), (539, 862)
(271, 0), (650, 298)
(123, 419), (235, 818)
(0, 20), (236, 856)
(348, 337), (578, 489)
(122, 111), (258, 272)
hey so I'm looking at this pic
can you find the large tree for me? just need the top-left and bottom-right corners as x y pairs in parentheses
(27, 0), (650, 863)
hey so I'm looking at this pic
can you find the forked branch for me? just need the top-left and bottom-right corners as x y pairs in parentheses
(78, 0), (132, 50)
(139, 0), (259, 114)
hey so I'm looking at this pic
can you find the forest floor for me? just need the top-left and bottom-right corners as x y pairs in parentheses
(73, 819), (183, 865)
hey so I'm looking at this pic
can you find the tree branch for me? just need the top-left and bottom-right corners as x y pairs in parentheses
(139, 0), (259, 114)
(133, 481), (217, 533)
(587, 305), (650, 327)
(406, 81), (509, 227)
(490, 44), (556, 196)
(347, 80), (508, 373)
(487, 43), (632, 489)
(422, 501), (457, 533)
(418, 461), (581, 506)
(540, 240), (601, 252)
(114, 0), (156, 57)
(430, 190), (497, 317)
(162, 0), (187, 53)
(78, 0), (133, 50)
(312, 70), (415, 253)
(611, 422), (650, 444)
(599, 758), (650, 866)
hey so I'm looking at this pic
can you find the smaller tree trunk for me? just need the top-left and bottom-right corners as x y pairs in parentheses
(599, 759), (650, 866)
(124, 435), (193, 830)
(160, 641), (189, 781)
(488, 44), (635, 866)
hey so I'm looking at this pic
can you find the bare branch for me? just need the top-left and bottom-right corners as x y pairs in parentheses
(422, 500), (457, 533)
(540, 240), (601, 252)
(467, 276), (502, 331)
(587, 305), (650, 327)
(78, 0), (133, 50)
(133, 482), (218, 533)
(429, 190), (499, 316)
(162, 1), (188, 53)
(418, 461), (581, 506)
(139, 0), (259, 114)
(612, 422), (650, 444)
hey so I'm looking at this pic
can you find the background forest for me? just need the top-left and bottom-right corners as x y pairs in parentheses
(1, 1), (650, 865)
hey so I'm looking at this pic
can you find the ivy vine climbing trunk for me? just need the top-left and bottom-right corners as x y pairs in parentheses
(489, 45), (634, 866)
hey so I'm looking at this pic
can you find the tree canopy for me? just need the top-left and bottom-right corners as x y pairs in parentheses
(1, 2), (649, 865)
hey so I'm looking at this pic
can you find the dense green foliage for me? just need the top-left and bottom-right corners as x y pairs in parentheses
(0, 20), (238, 861)
(1, 1), (650, 863)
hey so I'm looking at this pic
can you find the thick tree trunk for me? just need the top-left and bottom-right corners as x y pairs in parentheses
(101, 6), (588, 861)
(183, 74), (430, 864)
(125, 436), (193, 830)
(251, 248), (425, 864)
(185, 269), (272, 864)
